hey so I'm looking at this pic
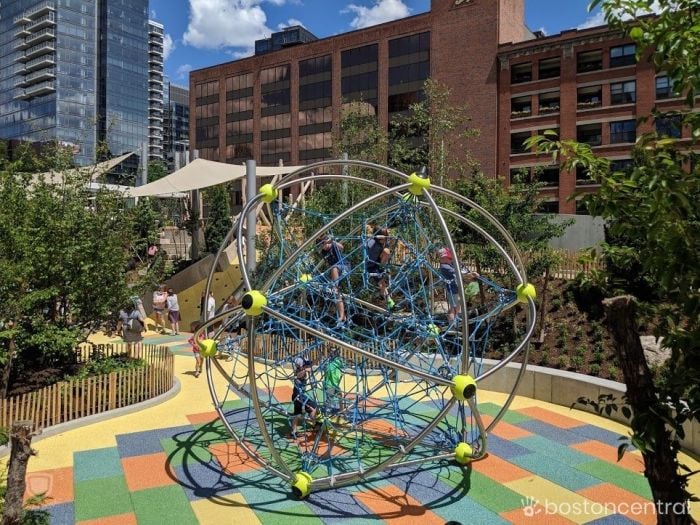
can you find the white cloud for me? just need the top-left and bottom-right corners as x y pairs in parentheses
(163, 34), (174, 60)
(278, 18), (305, 30)
(577, 1), (664, 30)
(343, 0), (411, 30)
(176, 64), (193, 80)
(183, 0), (277, 49)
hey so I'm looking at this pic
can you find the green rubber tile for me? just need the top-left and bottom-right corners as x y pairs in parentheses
(575, 459), (653, 500)
(73, 447), (123, 482)
(515, 436), (593, 466)
(437, 468), (524, 513)
(256, 503), (324, 525)
(477, 402), (531, 424)
(74, 475), (133, 521)
(220, 398), (252, 411)
(511, 451), (602, 491)
(160, 437), (213, 468)
(131, 485), (199, 525)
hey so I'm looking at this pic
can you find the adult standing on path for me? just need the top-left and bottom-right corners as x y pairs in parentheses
(166, 288), (181, 335)
(152, 284), (168, 333)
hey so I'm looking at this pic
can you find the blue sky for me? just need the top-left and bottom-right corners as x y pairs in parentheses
(151, 0), (605, 86)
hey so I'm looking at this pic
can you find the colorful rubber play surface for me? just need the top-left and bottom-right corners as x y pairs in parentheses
(11, 332), (700, 524)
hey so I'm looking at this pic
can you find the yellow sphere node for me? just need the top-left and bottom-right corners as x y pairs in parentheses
(455, 442), (473, 465)
(451, 374), (477, 401)
(427, 323), (440, 337)
(299, 273), (312, 283)
(242, 290), (267, 316)
(516, 283), (537, 303)
(291, 472), (313, 499)
(259, 183), (278, 203)
(198, 338), (218, 358)
(407, 172), (431, 196)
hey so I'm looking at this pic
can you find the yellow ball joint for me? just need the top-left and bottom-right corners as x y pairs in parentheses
(407, 172), (431, 196)
(291, 471), (313, 499)
(241, 290), (267, 316)
(299, 273), (312, 283)
(455, 442), (473, 465)
(198, 339), (218, 358)
(259, 183), (278, 203)
(451, 375), (477, 401)
(427, 323), (440, 338)
(516, 282), (537, 303)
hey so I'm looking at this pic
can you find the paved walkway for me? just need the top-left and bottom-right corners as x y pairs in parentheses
(5, 331), (699, 524)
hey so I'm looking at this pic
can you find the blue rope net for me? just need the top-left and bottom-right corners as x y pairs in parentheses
(209, 190), (520, 486)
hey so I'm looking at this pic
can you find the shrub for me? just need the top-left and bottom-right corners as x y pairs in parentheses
(608, 364), (619, 381)
(574, 327), (584, 340)
(64, 355), (146, 381)
(592, 351), (605, 365)
(550, 298), (562, 311)
(557, 355), (570, 369)
(575, 343), (587, 357)
(540, 351), (550, 366)
(589, 363), (601, 376)
(571, 355), (584, 369)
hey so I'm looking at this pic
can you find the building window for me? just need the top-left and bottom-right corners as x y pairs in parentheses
(575, 199), (589, 215)
(610, 44), (636, 68)
(576, 165), (594, 185)
(510, 166), (530, 183)
(577, 85), (602, 109)
(610, 120), (636, 144)
(511, 63), (532, 84)
(577, 50), (602, 73)
(534, 165), (559, 186)
(510, 131), (531, 154)
(610, 80), (636, 105)
(342, 44), (378, 111)
(538, 200), (559, 214)
(577, 123), (602, 146)
(655, 75), (678, 100)
(610, 159), (634, 173)
(538, 91), (560, 113)
(511, 96), (531, 118)
(655, 115), (682, 138)
(538, 57), (560, 80)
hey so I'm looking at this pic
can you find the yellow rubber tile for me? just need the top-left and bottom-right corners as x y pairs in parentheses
(190, 492), (261, 524)
(504, 476), (612, 524)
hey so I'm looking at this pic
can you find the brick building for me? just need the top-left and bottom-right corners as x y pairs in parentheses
(189, 0), (689, 213)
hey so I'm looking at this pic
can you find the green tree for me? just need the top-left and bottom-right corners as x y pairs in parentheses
(528, 1), (699, 520)
(204, 184), (232, 254)
(0, 147), (141, 394)
(147, 160), (168, 183)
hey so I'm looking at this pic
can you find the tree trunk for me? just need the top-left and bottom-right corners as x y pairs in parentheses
(475, 260), (486, 306)
(0, 337), (16, 399)
(603, 296), (692, 525)
(1, 421), (35, 525)
(537, 265), (551, 342)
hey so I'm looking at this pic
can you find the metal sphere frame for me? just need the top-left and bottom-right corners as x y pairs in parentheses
(196, 159), (537, 496)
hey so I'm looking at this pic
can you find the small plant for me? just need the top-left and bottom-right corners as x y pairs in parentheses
(592, 351), (604, 365)
(555, 335), (567, 349)
(574, 327), (584, 340)
(591, 324), (604, 343)
(589, 363), (601, 376)
(571, 355), (584, 369)
(557, 355), (570, 369)
(540, 351), (550, 366)
(550, 298), (562, 311)
(557, 322), (568, 339)
(607, 364), (619, 381)
(575, 343), (587, 357)
(593, 341), (605, 354)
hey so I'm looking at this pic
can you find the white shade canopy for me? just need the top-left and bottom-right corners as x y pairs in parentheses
(127, 158), (306, 197)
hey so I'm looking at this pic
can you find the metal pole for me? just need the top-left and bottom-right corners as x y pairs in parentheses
(140, 141), (148, 186)
(245, 159), (257, 274)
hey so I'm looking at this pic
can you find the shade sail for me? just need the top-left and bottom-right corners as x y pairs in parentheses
(128, 158), (306, 197)
(30, 152), (136, 188)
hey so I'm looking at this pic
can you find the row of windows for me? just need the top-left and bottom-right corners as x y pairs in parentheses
(225, 72), (254, 92)
(261, 136), (290, 155)
(226, 119), (253, 136)
(388, 32), (430, 58)
(341, 44), (378, 69)
(511, 44), (637, 84)
(261, 65), (290, 85)
(299, 80), (331, 102)
(388, 61), (429, 87)
(195, 102), (219, 119)
(300, 55), (331, 77)
(299, 106), (332, 127)
(299, 131), (331, 151)
(225, 97), (253, 115)
(261, 113), (291, 131)
(261, 88), (289, 109)
(195, 80), (218, 98)
(341, 72), (378, 94)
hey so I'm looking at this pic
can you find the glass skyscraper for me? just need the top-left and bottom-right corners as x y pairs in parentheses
(0, 0), (151, 167)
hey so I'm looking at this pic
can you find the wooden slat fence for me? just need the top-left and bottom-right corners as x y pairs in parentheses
(0, 344), (174, 434)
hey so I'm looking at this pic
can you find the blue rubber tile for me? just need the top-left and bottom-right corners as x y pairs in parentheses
(515, 436), (595, 466)
(171, 462), (240, 501)
(235, 470), (307, 513)
(303, 487), (379, 525)
(387, 466), (508, 525)
(74, 447), (123, 481)
(518, 420), (590, 445)
(569, 424), (635, 449)
(43, 502), (74, 525)
(585, 514), (641, 524)
(486, 434), (531, 460)
(510, 452), (602, 491)
(116, 424), (195, 458)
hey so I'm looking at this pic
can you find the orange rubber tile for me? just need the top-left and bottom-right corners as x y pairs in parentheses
(186, 410), (220, 425)
(360, 419), (408, 438)
(345, 393), (385, 408)
(500, 504), (577, 525)
(570, 441), (645, 474)
(480, 414), (533, 440)
(121, 452), (177, 491)
(208, 441), (260, 475)
(269, 385), (293, 403)
(471, 454), (532, 484)
(24, 467), (73, 505)
(578, 483), (656, 525)
(77, 512), (138, 525)
(354, 484), (445, 525)
(515, 407), (585, 429)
